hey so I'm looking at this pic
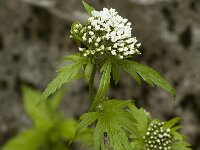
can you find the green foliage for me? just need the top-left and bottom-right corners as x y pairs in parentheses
(165, 118), (192, 150)
(128, 104), (149, 136)
(42, 55), (87, 101)
(38, 1), (192, 150)
(114, 58), (176, 98)
(2, 86), (76, 150)
(82, 0), (95, 15)
(76, 100), (136, 150)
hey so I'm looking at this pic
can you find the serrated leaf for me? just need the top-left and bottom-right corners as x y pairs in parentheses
(91, 60), (112, 110)
(77, 100), (135, 150)
(129, 104), (148, 135)
(171, 141), (192, 150)
(59, 119), (76, 141)
(49, 89), (65, 110)
(93, 102), (133, 150)
(117, 59), (176, 98)
(82, 0), (95, 15)
(42, 60), (86, 101)
(163, 117), (181, 130)
(22, 86), (53, 128)
(131, 139), (145, 150)
(2, 129), (45, 150)
(64, 53), (83, 62)
(76, 112), (99, 132)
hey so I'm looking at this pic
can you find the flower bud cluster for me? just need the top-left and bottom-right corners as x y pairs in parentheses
(70, 8), (141, 59)
(144, 121), (172, 150)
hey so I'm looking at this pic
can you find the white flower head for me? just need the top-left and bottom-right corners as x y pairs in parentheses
(71, 8), (141, 59)
(144, 121), (173, 150)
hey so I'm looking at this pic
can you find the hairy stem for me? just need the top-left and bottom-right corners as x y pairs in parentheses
(89, 63), (96, 107)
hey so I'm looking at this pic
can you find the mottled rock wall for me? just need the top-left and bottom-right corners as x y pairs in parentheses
(0, 0), (199, 149)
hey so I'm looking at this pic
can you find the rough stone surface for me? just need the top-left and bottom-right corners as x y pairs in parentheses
(0, 0), (200, 149)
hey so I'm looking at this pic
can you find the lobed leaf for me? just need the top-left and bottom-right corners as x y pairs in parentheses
(117, 59), (176, 98)
(2, 129), (45, 150)
(76, 112), (99, 132)
(22, 86), (53, 128)
(49, 89), (65, 111)
(64, 53), (83, 62)
(163, 117), (181, 130)
(77, 100), (135, 150)
(129, 104), (148, 135)
(41, 60), (86, 101)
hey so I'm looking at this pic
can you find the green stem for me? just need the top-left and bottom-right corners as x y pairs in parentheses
(89, 63), (96, 107)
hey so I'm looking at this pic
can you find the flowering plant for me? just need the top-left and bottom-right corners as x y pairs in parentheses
(41, 1), (191, 150)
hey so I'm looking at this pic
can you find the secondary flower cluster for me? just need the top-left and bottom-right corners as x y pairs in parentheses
(144, 121), (172, 150)
(70, 8), (141, 59)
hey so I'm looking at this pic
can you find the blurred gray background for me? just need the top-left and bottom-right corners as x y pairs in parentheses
(0, 0), (200, 149)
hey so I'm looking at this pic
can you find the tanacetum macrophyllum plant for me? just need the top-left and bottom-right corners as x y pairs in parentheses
(41, 1), (192, 150)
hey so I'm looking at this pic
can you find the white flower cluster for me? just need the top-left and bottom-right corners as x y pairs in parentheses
(71, 8), (141, 59)
(144, 121), (172, 150)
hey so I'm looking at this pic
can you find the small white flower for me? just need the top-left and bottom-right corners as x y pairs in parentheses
(166, 129), (171, 132)
(101, 45), (105, 50)
(82, 36), (87, 41)
(88, 38), (92, 43)
(113, 43), (118, 48)
(118, 43), (125, 47)
(89, 31), (94, 36)
(71, 7), (141, 58)
(118, 48), (124, 52)
(107, 47), (112, 51)
(111, 50), (116, 55)
(95, 43), (98, 47)
(119, 55), (123, 59)
(87, 26), (92, 29)
(136, 43), (141, 48)
(78, 47), (84, 51)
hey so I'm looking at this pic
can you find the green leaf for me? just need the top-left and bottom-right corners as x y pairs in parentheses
(49, 90), (65, 110)
(91, 60), (112, 110)
(171, 141), (192, 150)
(59, 119), (76, 141)
(163, 117), (181, 130)
(82, 0), (95, 15)
(76, 112), (100, 132)
(75, 128), (94, 148)
(42, 60), (86, 101)
(22, 86), (53, 129)
(2, 129), (45, 150)
(77, 100), (135, 150)
(131, 139), (145, 150)
(93, 100), (134, 150)
(129, 104), (148, 136)
(117, 59), (176, 98)
(64, 53), (83, 62)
